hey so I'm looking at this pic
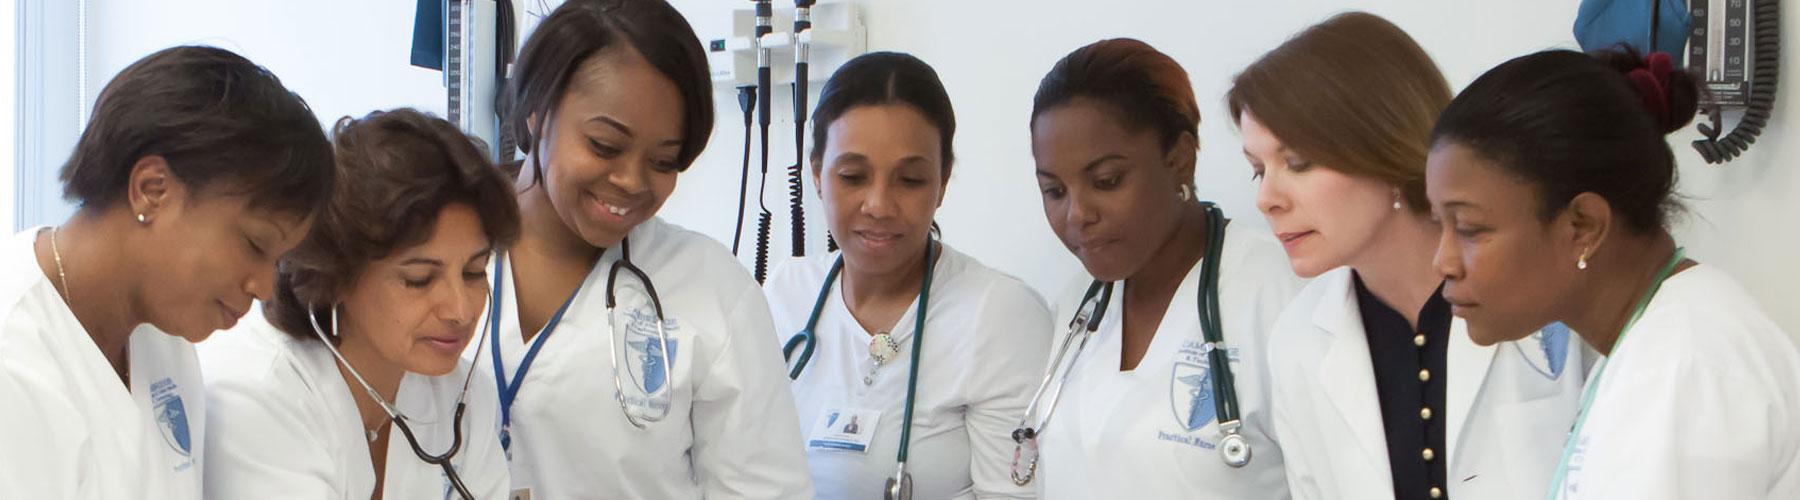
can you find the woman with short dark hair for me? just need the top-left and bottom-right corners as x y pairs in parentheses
(0, 45), (334, 499)
(200, 108), (519, 500)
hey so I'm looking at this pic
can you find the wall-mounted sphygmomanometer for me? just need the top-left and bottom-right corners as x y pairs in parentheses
(1575, 0), (1780, 164)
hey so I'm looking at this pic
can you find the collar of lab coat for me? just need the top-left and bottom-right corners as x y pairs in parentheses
(1308, 267), (1496, 478)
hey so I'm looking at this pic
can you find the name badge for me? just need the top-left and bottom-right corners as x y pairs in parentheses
(807, 407), (881, 453)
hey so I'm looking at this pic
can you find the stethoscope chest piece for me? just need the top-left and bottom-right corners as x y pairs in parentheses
(884, 468), (914, 500)
(1219, 431), (1252, 468)
(1216, 418), (1251, 468)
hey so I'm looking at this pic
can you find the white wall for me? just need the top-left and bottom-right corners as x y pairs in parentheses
(73, 1), (1799, 340)
(85, 0), (448, 140)
(16, 0), (450, 231)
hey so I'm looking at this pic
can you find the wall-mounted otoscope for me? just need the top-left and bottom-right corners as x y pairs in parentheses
(789, 0), (816, 259)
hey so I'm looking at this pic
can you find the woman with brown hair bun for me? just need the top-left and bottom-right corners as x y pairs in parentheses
(1232, 12), (1592, 500)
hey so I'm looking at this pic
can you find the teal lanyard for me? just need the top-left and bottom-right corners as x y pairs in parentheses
(1545, 247), (1686, 499)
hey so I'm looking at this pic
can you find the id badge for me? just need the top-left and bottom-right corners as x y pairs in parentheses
(807, 407), (882, 452)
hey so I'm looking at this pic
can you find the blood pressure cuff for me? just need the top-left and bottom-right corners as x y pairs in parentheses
(1574, 0), (1692, 55)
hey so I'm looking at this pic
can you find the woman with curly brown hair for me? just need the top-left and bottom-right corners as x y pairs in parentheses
(200, 109), (519, 500)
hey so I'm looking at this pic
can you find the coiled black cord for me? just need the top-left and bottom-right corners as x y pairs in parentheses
(1693, 0), (1779, 163)
(755, 211), (774, 283)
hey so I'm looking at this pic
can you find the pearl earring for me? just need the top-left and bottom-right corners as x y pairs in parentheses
(136, 213), (147, 224)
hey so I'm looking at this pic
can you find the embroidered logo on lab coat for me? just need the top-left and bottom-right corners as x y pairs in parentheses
(1171, 362), (1217, 431)
(1518, 321), (1573, 380)
(150, 377), (193, 458)
(622, 308), (681, 394)
(1162, 340), (1241, 448)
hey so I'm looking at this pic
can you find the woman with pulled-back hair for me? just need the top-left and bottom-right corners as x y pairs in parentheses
(479, 0), (810, 498)
(764, 51), (1052, 500)
(1427, 47), (1800, 500)
(1019, 38), (1302, 499)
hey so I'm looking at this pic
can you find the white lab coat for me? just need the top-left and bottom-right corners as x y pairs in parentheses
(1036, 223), (1303, 499)
(1553, 265), (1800, 500)
(1269, 266), (1595, 500)
(0, 228), (205, 499)
(476, 217), (812, 499)
(198, 311), (509, 499)
(765, 243), (1053, 499)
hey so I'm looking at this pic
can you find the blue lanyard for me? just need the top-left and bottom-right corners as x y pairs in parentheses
(489, 254), (581, 452)
(1545, 247), (1685, 499)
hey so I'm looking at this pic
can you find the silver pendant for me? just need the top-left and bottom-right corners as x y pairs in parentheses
(1219, 432), (1252, 468)
(869, 332), (899, 365)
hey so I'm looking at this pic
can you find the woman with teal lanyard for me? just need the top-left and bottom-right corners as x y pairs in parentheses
(1426, 48), (1800, 499)
(1014, 38), (1302, 499)
(477, 1), (811, 498)
(766, 52), (1053, 500)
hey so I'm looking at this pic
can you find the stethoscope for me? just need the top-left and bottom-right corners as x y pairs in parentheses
(1010, 202), (1248, 486)
(307, 305), (478, 500)
(783, 239), (939, 500)
(489, 236), (676, 456)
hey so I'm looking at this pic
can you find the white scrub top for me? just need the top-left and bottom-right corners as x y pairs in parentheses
(765, 243), (1053, 499)
(198, 311), (509, 499)
(0, 228), (205, 499)
(1037, 223), (1302, 499)
(1554, 265), (1800, 500)
(477, 217), (812, 499)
